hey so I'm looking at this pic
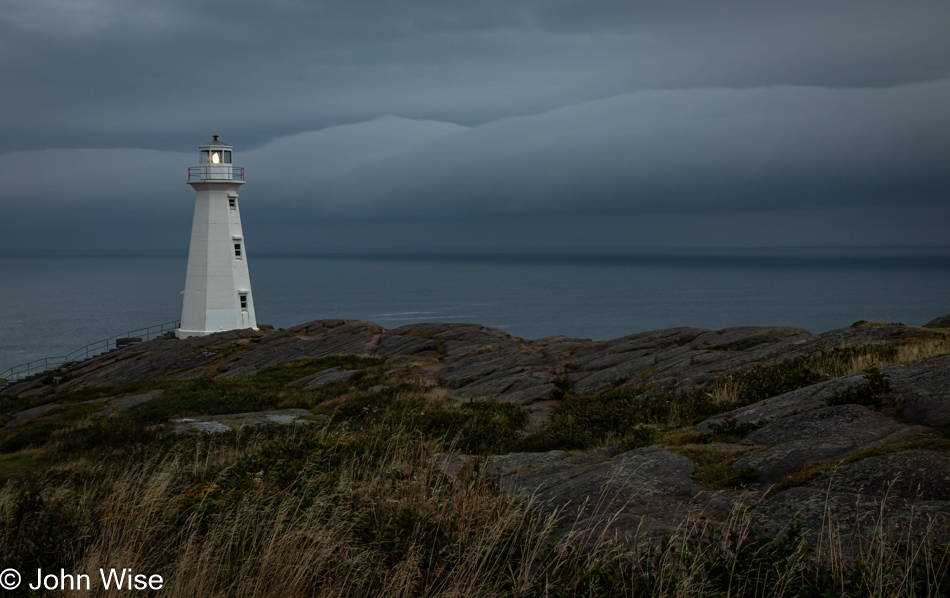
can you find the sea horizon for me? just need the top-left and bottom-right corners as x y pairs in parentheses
(3, 246), (949, 375)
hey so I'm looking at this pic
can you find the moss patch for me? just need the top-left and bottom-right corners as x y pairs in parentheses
(668, 443), (762, 488)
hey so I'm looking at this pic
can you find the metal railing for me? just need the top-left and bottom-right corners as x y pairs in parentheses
(187, 165), (244, 182)
(0, 320), (180, 386)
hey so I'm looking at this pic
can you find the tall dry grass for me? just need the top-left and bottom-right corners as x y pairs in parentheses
(838, 337), (950, 377)
(3, 427), (558, 597)
(2, 424), (948, 597)
(706, 336), (950, 414)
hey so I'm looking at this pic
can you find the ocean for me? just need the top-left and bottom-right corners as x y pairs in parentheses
(2, 248), (949, 375)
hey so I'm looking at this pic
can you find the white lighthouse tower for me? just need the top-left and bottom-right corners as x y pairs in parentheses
(176, 136), (258, 338)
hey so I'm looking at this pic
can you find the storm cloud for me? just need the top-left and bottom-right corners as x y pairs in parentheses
(1, 0), (949, 253)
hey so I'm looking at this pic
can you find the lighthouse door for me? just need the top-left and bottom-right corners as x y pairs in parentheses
(239, 293), (249, 327)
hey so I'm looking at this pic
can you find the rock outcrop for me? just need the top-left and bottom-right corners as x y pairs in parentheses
(4, 314), (949, 547)
(924, 314), (950, 329)
(489, 446), (700, 541)
(8, 318), (944, 409)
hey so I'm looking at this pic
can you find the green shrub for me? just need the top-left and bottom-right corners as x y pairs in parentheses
(0, 421), (62, 454)
(522, 387), (710, 452)
(619, 425), (660, 451)
(726, 345), (898, 404)
(51, 417), (159, 454)
(828, 367), (892, 408)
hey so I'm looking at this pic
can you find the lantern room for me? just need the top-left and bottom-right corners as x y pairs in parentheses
(200, 135), (232, 164)
(189, 135), (243, 182)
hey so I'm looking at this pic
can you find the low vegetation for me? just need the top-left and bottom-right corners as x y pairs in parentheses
(1, 341), (948, 596)
(827, 366), (892, 408)
(1, 423), (947, 597)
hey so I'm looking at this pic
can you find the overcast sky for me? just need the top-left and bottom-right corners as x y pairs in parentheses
(2, 0), (949, 254)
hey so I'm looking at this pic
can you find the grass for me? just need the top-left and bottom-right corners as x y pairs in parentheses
(887, 336), (950, 367)
(523, 339), (950, 455)
(312, 380), (529, 454)
(667, 443), (762, 488)
(1, 423), (947, 597)
(1, 344), (949, 596)
(0, 451), (39, 485)
(0, 402), (109, 454)
(521, 386), (718, 452)
(0, 356), (385, 454)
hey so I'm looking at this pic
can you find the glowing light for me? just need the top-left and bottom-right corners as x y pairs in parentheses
(211, 152), (220, 164)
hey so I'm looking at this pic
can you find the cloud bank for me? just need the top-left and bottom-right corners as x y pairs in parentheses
(1, 1), (949, 252)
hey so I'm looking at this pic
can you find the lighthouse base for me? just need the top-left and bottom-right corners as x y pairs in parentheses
(176, 326), (258, 339)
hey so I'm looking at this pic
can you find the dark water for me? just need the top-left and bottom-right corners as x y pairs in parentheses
(2, 249), (949, 373)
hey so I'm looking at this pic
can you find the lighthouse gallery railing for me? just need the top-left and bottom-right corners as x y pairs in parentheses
(188, 166), (244, 181)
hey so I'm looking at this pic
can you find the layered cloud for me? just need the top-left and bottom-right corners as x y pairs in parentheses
(2, 1), (949, 151)
(2, 81), (947, 220)
(2, 0), (949, 251)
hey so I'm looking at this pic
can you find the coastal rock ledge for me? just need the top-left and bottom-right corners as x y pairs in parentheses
(3, 314), (949, 546)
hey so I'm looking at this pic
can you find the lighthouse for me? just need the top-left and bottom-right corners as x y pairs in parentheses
(176, 136), (258, 338)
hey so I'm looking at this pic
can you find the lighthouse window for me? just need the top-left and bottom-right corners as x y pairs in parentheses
(234, 243), (242, 258)
(201, 150), (231, 163)
(229, 198), (236, 210)
(239, 294), (248, 310)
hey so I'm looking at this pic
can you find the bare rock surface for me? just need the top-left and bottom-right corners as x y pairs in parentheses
(755, 487), (950, 547)
(695, 376), (864, 434)
(694, 354), (950, 483)
(7, 317), (948, 418)
(735, 405), (927, 483)
(434, 441), (950, 546)
(695, 355), (950, 438)
(755, 450), (950, 545)
(813, 449), (950, 500)
(288, 367), (359, 390)
(887, 355), (950, 427)
(95, 389), (165, 417)
(172, 408), (315, 434)
(485, 446), (698, 540)
(3, 403), (60, 428)
(2, 314), (949, 548)
(923, 314), (950, 328)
